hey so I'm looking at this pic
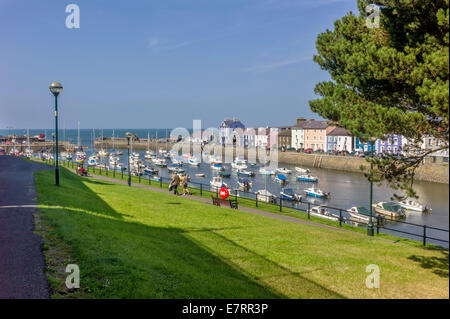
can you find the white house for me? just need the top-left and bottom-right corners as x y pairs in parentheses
(326, 127), (353, 152)
(219, 118), (246, 145)
(421, 136), (449, 157)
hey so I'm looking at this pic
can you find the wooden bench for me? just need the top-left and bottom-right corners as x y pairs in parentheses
(211, 196), (238, 209)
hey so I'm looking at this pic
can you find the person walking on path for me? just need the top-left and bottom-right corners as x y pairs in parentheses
(169, 172), (180, 195)
(182, 174), (190, 196)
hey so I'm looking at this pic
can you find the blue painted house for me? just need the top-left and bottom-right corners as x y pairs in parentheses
(354, 137), (376, 153)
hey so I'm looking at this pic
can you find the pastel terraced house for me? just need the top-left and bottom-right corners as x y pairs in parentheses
(302, 120), (335, 151)
(327, 127), (354, 152)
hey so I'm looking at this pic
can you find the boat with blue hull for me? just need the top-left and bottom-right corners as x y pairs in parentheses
(303, 187), (330, 198)
(274, 173), (288, 183)
(237, 169), (254, 177)
(148, 175), (161, 182)
(238, 178), (252, 190)
(296, 174), (319, 182)
(280, 188), (301, 201)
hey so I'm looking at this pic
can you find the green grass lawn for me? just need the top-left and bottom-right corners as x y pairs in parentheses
(34, 167), (449, 299)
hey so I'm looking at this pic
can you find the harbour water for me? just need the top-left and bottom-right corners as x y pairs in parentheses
(0, 129), (184, 147)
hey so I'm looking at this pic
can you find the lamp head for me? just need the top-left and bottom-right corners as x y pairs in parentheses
(49, 81), (63, 96)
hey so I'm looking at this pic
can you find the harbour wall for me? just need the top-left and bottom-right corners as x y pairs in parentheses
(277, 152), (449, 184)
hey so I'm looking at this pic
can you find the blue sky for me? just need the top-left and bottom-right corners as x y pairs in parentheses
(0, 0), (358, 129)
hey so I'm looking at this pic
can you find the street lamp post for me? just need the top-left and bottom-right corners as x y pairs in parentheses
(49, 81), (63, 186)
(51, 133), (56, 165)
(367, 138), (376, 236)
(126, 132), (132, 187)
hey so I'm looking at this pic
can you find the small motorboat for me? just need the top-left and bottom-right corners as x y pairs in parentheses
(195, 173), (205, 177)
(280, 188), (301, 201)
(397, 199), (431, 212)
(347, 206), (384, 223)
(295, 167), (310, 174)
(98, 149), (109, 157)
(153, 158), (167, 167)
(144, 167), (158, 175)
(276, 167), (292, 174)
(144, 152), (155, 160)
(296, 174), (319, 182)
(255, 189), (277, 203)
(211, 163), (224, 171)
(259, 168), (275, 175)
(237, 169), (254, 177)
(310, 206), (340, 221)
(116, 163), (126, 170)
(231, 159), (248, 170)
(188, 157), (201, 166)
(115, 150), (123, 156)
(219, 171), (231, 178)
(168, 165), (185, 173)
(97, 163), (108, 170)
(88, 156), (98, 166)
(148, 175), (161, 182)
(372, 202), (406, 219)
(274, 173), (288, 183)
(303, 186), (330, 198)
(210, 176), (227, 189)
(171, 157), (183, 165)
(238, 177), (252, 190)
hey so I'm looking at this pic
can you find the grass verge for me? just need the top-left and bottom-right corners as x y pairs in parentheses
(34, 166), (449, 298)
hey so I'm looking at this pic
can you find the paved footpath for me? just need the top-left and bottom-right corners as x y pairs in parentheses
(0, 156), (50, 298)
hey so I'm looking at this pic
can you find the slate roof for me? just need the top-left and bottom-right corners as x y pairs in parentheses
(327, 127), (352, 136)
(219, 118), (246, 129)
(293, 120), (329, 129)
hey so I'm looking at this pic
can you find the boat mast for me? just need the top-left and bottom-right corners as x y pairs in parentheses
(92, 128), (95, 151)
(147, 131), (150, 152)
(77, 121), (80, 150)
(112, 129), (115, 151)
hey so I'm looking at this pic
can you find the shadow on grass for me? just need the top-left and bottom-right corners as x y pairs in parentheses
(35, 168), (124, 220)
(408, 250), (449, 278)
(186, 227), (346, 299)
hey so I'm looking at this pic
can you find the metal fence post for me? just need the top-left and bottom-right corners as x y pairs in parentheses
(339, 209), (342, 227)
(279, 198), (282, 212)
(255, 193), (258, 208)
(307, 202), (310, 219)
(423, 225), (427, 246)
(200, 183), (203, 196)
(139, 174), (141, 184)
(160, 178), (162, 188)
(121, 170), (123, 179)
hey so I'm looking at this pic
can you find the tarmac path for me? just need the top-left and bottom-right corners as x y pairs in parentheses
(0, 155), (50, 298)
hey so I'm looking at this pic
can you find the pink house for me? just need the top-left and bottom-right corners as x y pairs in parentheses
(302, 120), (334, 151)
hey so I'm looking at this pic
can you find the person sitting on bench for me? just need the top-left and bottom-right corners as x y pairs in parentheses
(77, 165), (88, 177)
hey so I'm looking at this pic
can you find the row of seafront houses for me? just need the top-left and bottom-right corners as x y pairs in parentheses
(190, 117), (448, 159)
